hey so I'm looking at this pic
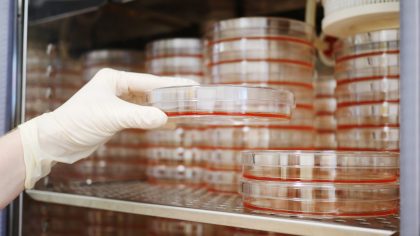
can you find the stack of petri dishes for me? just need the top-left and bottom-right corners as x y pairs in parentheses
(314, 74), (337, 149)
(144, 39), (207, 186)
(334, 29), (400, 152)
(51, 58), (84, 105)
(202, 17), (316, 193)
(25, 45), (58, 121)
(146, 38), (204, 82)
(145, 126), (205, 187)
(239, 150), (400, 218)
(83, 49), (145, 80)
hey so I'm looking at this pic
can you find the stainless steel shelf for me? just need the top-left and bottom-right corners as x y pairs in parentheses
(26, 181), (398, 236)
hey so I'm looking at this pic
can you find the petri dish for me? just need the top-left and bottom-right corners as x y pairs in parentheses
(146, 57), (203, 74)
(335, 40), (399, 62)
(84, 64), (144, 81)
(240, 178), (399, 218)
(146, 38), (202, 59)
(241, 150), (399, 183)
(336, 29), (399, 51)
(146, 165), (204, 186)
(336, 101), (399, 127)
(336, 79), (399, 103)
(205, 149), (242, 171)
(335, 51), (399, 72)
(106, 129), (148, 146)
(336, 126), (399, 151)
(148, 85), (295, 125)
(209, 62), (314, 86)
(207, 39), (315, 66)
(84, 49), (145, 66)
(315, 132), (337, 150)
(336, 91), (399, 105)
(315, 77), (336, 96)
(314, 98), (336, 113)
(315, 115), (336, 131)
(144, 127), (204, 148)
(205, 170), (240, 194)
(203, 125), (315, 150)
(146, 147), (203, 166)
(336, 66), (400, 89)
(207, 17), (315, 43)
(26, 85), (52, 100)
(97, 146), (148, 162)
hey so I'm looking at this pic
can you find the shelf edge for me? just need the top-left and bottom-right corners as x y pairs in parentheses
(26, 190), (396, 236)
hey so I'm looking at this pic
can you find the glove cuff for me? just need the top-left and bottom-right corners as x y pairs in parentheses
(18, 114), (56, 189)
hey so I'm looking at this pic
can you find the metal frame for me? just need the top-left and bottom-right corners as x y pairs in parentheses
(7, 0), (27, 235)
(400, 0), (420, 235)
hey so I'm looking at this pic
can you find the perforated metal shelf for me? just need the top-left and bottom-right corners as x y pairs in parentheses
(26, 181), (398, 236)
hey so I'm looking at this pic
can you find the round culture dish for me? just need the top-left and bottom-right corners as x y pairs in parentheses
(315, 77), (336, 96)
(148, 85), (295, 125)
(205, 149), (243, 171)
(240, 178), (399, 218)
(314, 98), (336, 114)
(336, 101), (399, 127)
(335, 77), (399, 103)
(146, 57), (203, 75)
(205, 170), (240, 194)
(335, 51), (399, 73)
(146, 165), (204, 186)
(336, 126), (399, 151)
(207, 38), (315, 66)
(335, 29), (399, 50)
(207, 17), (315, 43)
(315, 115), (336, 131)
(146, 147), (203, 166)
(335, 66), (400, 85)
(241, 150), (399, 183)
(203, 125), (315, 150)
(146, 38), (202, 58)
(209, 62), (314, 85)
(315, 132), (337, 149)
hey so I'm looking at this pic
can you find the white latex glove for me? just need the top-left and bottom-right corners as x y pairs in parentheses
(18, 68), (198, 189)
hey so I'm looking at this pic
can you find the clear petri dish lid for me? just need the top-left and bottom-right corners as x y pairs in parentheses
(336, 93), (399, 106)
(207, 17), (315, 42)
(335, 28), (400, 49)
(336, 75), (399, 91)
(239, 177), (399, 218)
(337, 126), (400, 141)
(148, 85), (295, 125)
(146, 38), (202, 58)
(241, 150), (398, 167)
(335, 66), (400, 84)
(315, 79), (336, 96)
(240, 178), (399, 199)
(335, 51), (399, 72)
(335, 40), (399, 61)
(205, 170), (239, 184)
(241, 150), (398, 183)
(84, 49), (144, 66)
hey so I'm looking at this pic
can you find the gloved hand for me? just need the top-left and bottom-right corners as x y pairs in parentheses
(18, 68), (198, 188)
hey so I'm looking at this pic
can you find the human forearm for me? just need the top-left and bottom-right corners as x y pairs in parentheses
(0, 130), (25, 209)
